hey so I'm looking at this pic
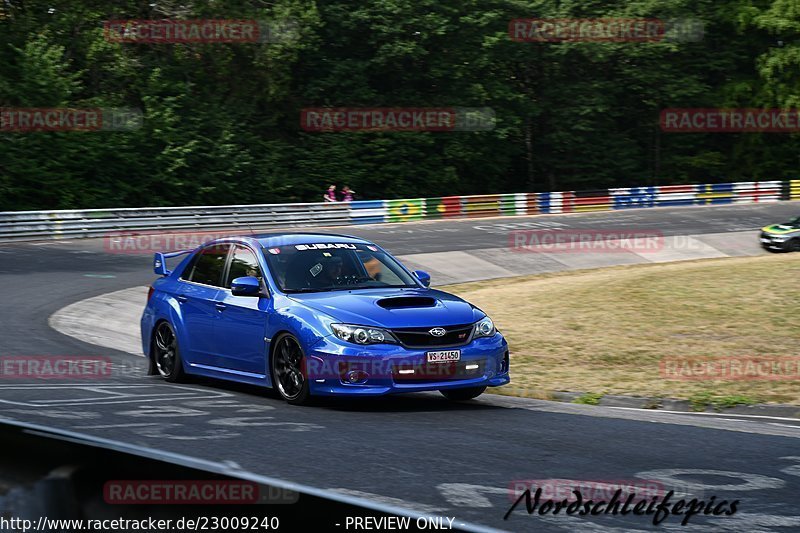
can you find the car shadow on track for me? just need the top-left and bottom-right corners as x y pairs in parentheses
(318, 394), (502, 413)
(170, 375), (502, 413)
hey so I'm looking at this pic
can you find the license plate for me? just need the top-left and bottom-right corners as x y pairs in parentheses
(427, 350), (461, 363)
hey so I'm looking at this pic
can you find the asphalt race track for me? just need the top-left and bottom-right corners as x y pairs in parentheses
(2, 203), (800, 532)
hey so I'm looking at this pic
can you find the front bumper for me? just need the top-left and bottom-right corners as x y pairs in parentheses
(305, 333), (510, 396)
(760, 234), (790, 251)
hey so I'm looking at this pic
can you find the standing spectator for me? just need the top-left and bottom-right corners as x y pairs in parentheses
(323, 184), (337, 202)
(341, 185), (356, 202)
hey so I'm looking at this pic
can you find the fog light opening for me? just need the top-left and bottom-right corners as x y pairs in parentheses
(345, 370), (368, 383)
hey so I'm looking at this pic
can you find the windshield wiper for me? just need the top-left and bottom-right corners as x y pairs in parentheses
(285, 283), (417, 294)
(284, 287), (338, 293)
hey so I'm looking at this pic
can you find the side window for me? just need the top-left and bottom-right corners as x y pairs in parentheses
(187, 245), (230, 287)
(179, 253), (199, 280)
(225, 246), (263, 288)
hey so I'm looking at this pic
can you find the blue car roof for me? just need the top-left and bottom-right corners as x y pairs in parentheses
(251, 232), (372, 248)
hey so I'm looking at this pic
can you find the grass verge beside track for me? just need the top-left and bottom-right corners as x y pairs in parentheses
(444, 254), (800, 406)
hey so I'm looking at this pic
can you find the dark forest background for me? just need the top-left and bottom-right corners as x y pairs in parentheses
(1, 0), (799, 210)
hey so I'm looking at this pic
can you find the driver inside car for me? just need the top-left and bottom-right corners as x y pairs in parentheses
(308, 255), (343, 288)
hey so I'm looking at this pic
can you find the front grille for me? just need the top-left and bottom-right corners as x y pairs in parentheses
(392, 360), (485, 383)
(391, 324), (474, 348)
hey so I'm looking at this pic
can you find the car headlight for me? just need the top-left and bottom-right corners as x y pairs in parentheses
(331, 323), (397, 345)
(473, 316), (496, 338)
(771, 235), (789, 241)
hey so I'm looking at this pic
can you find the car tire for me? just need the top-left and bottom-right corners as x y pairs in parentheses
(152, 321), (185, 383)
(271, 333), (312, 405)
(788, 239), (800, 253)
(440, 386), (487, 401)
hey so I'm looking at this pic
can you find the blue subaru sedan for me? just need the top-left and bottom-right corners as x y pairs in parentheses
(141, 233), (510, 404)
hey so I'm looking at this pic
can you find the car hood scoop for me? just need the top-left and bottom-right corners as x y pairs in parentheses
(376, 296), (436, 309)
(287, 288), (480, 328)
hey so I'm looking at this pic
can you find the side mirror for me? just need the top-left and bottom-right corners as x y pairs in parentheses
(413, 270), (431, 288)
(231, 276), (263, 297)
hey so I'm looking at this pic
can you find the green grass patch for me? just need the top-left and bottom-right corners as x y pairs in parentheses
(689, 392), (760, 412)
(445, 254), (800, 405)
(573, 392), (604, 405)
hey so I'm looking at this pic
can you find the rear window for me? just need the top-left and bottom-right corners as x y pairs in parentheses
(186, 245), (230, 287)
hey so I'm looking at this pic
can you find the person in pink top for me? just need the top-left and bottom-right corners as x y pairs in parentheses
(341, 185), (355, 202)
(323, 184), (337, 202)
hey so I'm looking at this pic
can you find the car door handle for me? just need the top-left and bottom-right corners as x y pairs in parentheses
(215, 303), (227, 311)
(176, 295), (188, 303)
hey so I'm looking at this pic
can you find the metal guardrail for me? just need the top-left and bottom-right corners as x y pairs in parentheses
(0, 180), (795, 243)
(0, 203), (352, 242)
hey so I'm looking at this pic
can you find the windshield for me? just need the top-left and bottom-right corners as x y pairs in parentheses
(263, 243), (418, 293)
(784, 216), (800, 228)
